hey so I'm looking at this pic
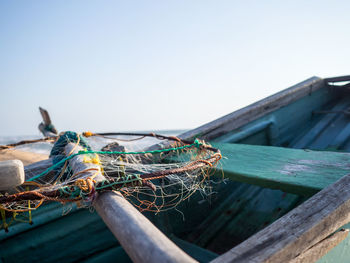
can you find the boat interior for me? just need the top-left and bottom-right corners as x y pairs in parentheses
(1, 76), (350, 263)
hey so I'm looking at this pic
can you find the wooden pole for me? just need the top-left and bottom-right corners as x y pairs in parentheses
(95, 192), (196, 263)
(64, 143), (197, 263)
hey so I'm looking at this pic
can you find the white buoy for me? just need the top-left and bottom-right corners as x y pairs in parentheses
(0, 160), (25, 190)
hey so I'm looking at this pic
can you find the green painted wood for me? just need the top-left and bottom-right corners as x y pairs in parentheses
(82, 236), (218, 263)
(292, 97), (350, 149)
(82, 246), (131, 263)
(171, 236), (218, 263)
(0, 203), (77, 241)
(2, 79), (350, 262)
(213, 142), (350, 196)
(0, 210), (118, 263)
(214, 87), (339, 147)
(184, 181), (305, 254)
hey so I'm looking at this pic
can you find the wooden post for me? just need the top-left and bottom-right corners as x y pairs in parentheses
(64, 143), (197, 263)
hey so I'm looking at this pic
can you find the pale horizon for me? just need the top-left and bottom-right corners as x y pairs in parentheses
(1, 1), (349, 136)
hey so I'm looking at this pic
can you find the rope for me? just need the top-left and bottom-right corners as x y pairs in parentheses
(28, 139), (206, 182)
(0, 152), (222, 204)
(0, 130), (223, 224)
(0, 137), (56, 150)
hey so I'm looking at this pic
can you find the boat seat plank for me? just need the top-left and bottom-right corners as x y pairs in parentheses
(212, 142), (350, 196)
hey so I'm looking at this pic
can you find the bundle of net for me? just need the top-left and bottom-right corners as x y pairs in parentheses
(0, 131), (222, 229)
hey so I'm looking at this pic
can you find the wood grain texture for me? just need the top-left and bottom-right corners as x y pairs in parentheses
(179, 77), (323, 141)
(211, 174), (350, 263)
(290, 229), (349, 263)
(213, 142), (350, 196)
(65, 143), (196, 263)
(95, 192), (197, 263)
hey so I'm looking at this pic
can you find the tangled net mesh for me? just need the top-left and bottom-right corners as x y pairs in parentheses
(0, 131), (222, 231)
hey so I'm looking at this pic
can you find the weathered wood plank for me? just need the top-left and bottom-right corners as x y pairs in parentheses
(290, 229), (349, 263)
(179, 77), (323, 141)
(0, 207), (118, 263)
(65, 143), (196, 263)
(211, 174), (350, 263)
(213, 142), (350, 196)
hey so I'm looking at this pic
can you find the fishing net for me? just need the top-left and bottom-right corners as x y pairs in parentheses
(0, 131), (221, 231)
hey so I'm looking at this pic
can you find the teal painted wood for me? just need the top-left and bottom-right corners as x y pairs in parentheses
(292, 97), (350, 149)
(185, 85), (350, 258)
(186, 182), (304, 253)
(0, 209), (119, 263)
(3, 77), (350, 262)
(82, 246), (131, 263)
(212, 142), (350, 196)
(214, 86), (340, 147)
(171, 236), (218, 263)
(0, 203), (70, 242)
(206, 86), (350, 261)
(219, 119), (276, 144)
(328, 122), (350, 150)
(81, 236), (218, 263)
(311, 113), (350, 150)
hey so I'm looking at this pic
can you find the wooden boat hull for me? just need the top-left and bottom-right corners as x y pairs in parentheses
(1, 75), (350, 262)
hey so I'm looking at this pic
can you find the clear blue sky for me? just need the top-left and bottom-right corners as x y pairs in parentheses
(1, 1), (349, 136)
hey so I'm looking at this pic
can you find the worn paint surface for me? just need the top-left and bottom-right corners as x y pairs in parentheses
(2, 82), (350, 262)
(211, 142), (350, 196)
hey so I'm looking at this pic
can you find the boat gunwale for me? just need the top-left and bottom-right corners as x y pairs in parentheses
(177, 75), (350, 262)
(179, 76), (324, 141)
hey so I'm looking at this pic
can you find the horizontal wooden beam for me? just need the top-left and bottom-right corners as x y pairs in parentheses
(211, 174), (350, 263)
(213, 142), (350, 196)
(23, 142), (350, 197)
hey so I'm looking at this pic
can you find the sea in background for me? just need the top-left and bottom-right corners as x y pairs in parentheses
(0, 130), (187, 155)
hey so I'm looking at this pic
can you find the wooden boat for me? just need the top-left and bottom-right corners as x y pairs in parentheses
(1, 75), (350, 262)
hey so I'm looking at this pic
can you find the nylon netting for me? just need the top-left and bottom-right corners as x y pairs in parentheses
(0, 131), (222, 231)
